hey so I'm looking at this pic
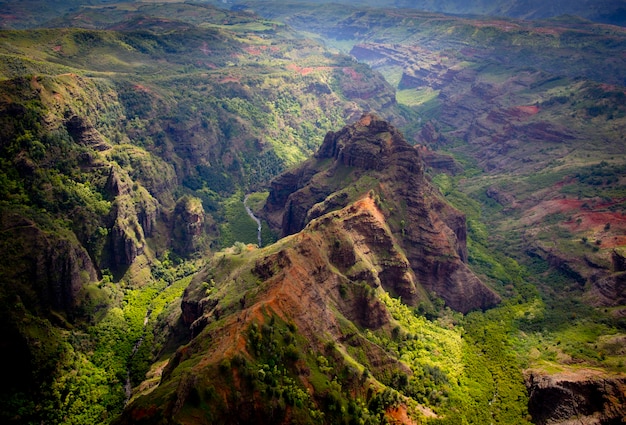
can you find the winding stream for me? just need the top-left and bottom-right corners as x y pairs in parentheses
(244, 194), (262, 248)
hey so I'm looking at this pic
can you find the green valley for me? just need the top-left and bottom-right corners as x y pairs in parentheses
(1, 1), (625, 424)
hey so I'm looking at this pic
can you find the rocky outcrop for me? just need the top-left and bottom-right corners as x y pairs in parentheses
(314, 196), (426, 306)
(262, 114), (500, 313)
(525, 369), (626, 425)
(0, 211), (98, 313)
(65, 114), (111, 152)
(350, 43), (450, 91)
(417, 145), (463, 175)
(109, 198), (145, 268)
(612, 250), (626, 272)
(315, 113), (421, 172)
(105, 165), (158, 268)
(34, 230), (98, 311)
(587, 272), (626, 308)
(182, 196), (403, 336)
(588, 251), (626, 307)
(172, 196), (206, 256)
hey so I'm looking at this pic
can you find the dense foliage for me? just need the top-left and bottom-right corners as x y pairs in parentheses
(1, 1), (625, 424)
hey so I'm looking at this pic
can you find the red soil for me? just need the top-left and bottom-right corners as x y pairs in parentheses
(243, 45), (268, 56)
(342, 67), (362, 80)
(286, 63), (333, 75)
(515, 105), (540, 115)
(133, 84), (151, 93)
(524, 198), (626, 248)
(387, 405), (420, 425)
(219, 76), (241, 83)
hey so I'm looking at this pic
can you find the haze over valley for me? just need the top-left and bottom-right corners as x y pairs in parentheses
(1, 1), (625, 424)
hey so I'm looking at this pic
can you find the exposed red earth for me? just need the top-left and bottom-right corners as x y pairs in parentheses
(286, 63), (334, 75)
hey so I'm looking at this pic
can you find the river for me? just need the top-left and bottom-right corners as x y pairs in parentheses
(244, 194), (262, 248)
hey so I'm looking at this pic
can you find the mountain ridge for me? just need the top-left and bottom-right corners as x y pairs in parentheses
(119, 116), (514, 424)
(262, 113), (500, 313)
(1, 2), (625, 423)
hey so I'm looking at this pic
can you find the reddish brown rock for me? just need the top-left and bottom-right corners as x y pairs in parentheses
(262, 114), (500, 313)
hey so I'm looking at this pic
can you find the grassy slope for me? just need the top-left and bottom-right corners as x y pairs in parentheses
(2, 2), (625, 423)
(248, 0), (626, 377)
(0, 3), (410, 423)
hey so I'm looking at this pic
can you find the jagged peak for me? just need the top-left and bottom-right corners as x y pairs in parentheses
(315, 113), (419, 173)
(262, 115), (500, 313)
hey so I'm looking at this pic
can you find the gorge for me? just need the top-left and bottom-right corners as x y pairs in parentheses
(0, 1), (625, 424)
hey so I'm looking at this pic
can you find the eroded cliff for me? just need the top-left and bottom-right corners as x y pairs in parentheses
(526, 369), (626, 425)
(262, 113), (499, 313)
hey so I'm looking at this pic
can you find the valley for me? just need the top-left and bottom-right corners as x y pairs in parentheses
(0, 1), (625, 424)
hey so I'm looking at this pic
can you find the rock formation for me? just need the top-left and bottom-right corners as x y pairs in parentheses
(526, 369), (626, 425)
(105, 165), (158, 269)
(119, 116), (505, 423)
(0, 211), (98, 313)
(262, 113), (500, 313)
(172, 195), (206, 256)
(121, 194), (423, 424)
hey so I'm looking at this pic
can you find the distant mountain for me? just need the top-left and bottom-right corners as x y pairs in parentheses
(3, 0), (626, 29)
(388, 0), (626, 25)
(222, 0), (626, 26)
(2, 1), (626, 424)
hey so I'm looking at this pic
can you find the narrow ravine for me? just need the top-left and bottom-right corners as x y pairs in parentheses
(244, 194), (262, 248)
(125, 310), (151, 405)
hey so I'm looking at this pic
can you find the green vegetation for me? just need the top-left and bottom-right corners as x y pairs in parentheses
(431, 156), (625, 379)
(2, 1), (626, 424)
(219, 191), (261, 248)
(0, 251), (196, 423)
(396, 88), (440, 108)
(375, 293), (532, 424)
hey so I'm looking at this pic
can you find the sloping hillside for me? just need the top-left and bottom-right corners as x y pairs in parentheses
(119, 116), (531, 425)
(0, 5), (411, 422)
(1, 2), (626, 424)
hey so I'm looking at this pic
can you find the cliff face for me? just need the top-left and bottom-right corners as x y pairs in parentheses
(0, 211), (98, 313)
(105, 165), (159, 269)
(183, 195), (422, 338)
(262, 114), (499, 313)
(525, 369), (626, 425)
(172, 196), (207, 256)
(122, 195), (431, 424)
(121, 115), (505, 421)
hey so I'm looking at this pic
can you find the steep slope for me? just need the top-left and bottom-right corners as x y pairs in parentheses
(0, 70), (183, 423)
(245, 0), (626, 359)
(262, 113), (500, 313)
(0, 5), (414, 422)
(2, 3), (625, 424)
(525, 369), (626, 425)
(233, 8), (626, 423)
(119, 120), (523, 425)
(120, 201), (416, 424)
